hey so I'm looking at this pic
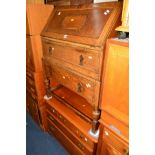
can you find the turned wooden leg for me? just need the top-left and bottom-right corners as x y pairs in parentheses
(42, 58), (52, 97)
(44, 78), (52, 97)
(92, 108), (100, 133)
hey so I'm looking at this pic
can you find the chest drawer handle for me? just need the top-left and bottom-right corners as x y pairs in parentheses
(77, 83), (84, 93)
(49, 125), (55, 131)
(79, 55), (84, 66)
(48, 47), (54, 53)
(78, 143), (84, 150)
(49, 115), (54, 121)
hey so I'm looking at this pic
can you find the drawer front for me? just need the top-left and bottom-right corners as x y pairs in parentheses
(103, 127), (129, 155)
(26, 36), (35, 71)
(26, 93), (40, 125)
(26, 70), (46, 100)
(47, 118), (93, 155)
(50, 64), (100, 106)
(26, 76), (37, 95)
(48, 119), (84, 155)
(26, 69), (34, 79)
(26, 76), (35, 87)
(26, 83), (37, 97)
(42, 40), (102, 76)
(46, 106), (94, 148)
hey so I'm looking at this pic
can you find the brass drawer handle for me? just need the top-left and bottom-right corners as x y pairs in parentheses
(49, 125), (55, 131)
(78, 143), (84, 150)
(59, 115), (63, 119)
(48, 47), (54, 53)
(49, 115), (54, 121)
(80, 135), (83, 139)
(77, 83), (84, 93)
(79, 55), (84, 65)
(48, 47), (52, 53)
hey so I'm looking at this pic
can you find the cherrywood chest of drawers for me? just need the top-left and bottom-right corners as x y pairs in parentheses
(26, 4), (54, 130)
(41, 2), (122, 154)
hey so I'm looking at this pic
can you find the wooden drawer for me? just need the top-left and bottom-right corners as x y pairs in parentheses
(46, 98), (98, 149)
(46, 108), (94, 149)
(47, 115), (93, 155)
(26, 82), (36, 95)
(48, 119), (83, 155)
(50, 64), (100, 107)
(42, 39), (102, 80)
(26, 76), (38, 101)
(102, 127), (129, 155)
(26, 86), (45, 107)
(26, 70), (45, 100)
(26, 35), (43, 72)
(26, 36), (35, 71)
(26, 92), (40, 125)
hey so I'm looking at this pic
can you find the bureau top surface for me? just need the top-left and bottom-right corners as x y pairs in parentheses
(41, 2), (122, 47)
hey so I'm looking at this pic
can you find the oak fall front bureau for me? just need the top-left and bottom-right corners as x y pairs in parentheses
(42, 1), (122, 130)
(41, 2), (122, 154)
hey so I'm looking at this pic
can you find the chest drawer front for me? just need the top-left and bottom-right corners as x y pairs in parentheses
(26, 86), (38, 102)
(51, 64), (100, 106)
(26, 36), (35, 71)
(26, 93), (40, 125)
(26, 76), (36, 91)
(26, 70), (34, 79)
(43, 41), (102, 75)
(47, 118), (93, 155)
(26, 70), (46, 99)
(26, 81), (37, 97)
(48, 119), (84, 155)
(103, 127), (129, 155)
(46, 106), (94, 148)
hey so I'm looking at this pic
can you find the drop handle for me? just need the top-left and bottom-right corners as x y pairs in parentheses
(77, 83), (84, 93)
(78, 143), (84, 150)
(49, 116), (54, 121)
(79, 55), (84, 65)
(48, 47), (54, 53)
(49, 125), (55, 131)
(48, 47), (52, 53)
